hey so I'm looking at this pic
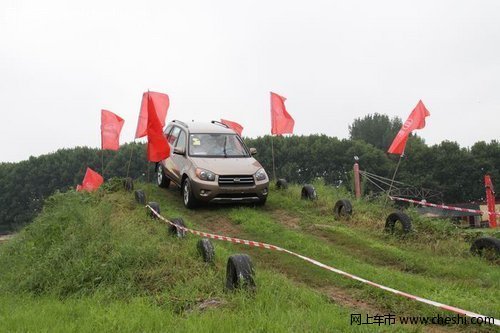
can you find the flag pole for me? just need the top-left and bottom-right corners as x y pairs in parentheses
(385, 153), (403, 204)
(270, 135), (277, 181)
(101, 149), (104, 179)
(125, 140), (135, 179)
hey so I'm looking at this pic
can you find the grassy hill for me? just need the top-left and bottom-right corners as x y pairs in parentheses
(0, 180), (499, 332)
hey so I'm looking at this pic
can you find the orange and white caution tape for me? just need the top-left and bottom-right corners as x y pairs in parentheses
(390, 196), (500, 217)
(146, 205), (499, 326)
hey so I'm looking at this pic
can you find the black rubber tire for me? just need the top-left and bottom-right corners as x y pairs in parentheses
(470, 237), (500, 259)
(182, 178), (198, 209)
(148, 202), (160, 219)
(333, 199), (353, 218)
(225, 254), (255, 291)
(301, 184), (317, 200)
(197, 238), (215, 263)
(123, 177), (134, 191)
(156, 164), (170, 188)
(385, 211), (412, 234)
(255, 197), (267, 206)
(134, 189), (146, 205)
(276, 179), (288, 190)
(169, 217), (187, 238)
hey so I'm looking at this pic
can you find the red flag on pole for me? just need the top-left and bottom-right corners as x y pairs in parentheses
(147, 94), (170, 162)
(135, 91), (169, 139)
(388, 100), (430, 155)
(77, 167), (104, 192)
(270, 92), (294, 135)
(101, 110), (124, 151)
(221, 119), (243, 136)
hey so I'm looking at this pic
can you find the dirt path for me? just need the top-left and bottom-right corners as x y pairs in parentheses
(0, 234), (14, 243)
(187, 212), (453, 331)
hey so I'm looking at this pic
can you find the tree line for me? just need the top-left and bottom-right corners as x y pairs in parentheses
(1, 114), (498, 232)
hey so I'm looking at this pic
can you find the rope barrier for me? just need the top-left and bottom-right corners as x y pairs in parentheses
(390, 196), (500, 217)
(146, 205), (499, 326)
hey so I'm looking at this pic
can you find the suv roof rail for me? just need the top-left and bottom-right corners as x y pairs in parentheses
(211, 120), (229, 128)
(172, 120), (188, 128)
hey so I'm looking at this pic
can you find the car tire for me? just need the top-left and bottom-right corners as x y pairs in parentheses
(134, 189), (146, 205)
(333, 199), (353, 219)
(470, 237), (500, 259)
(182, 178), (198, 209)
(197, 238), (215, 264)
(301, 184), (317, 200)
(156, 164), (170, 188)
(276, 179), (288, 190)
(255, 197), (267, 206)
(385, 211), (412, 234)
(148, 202), (160, 219)
(225, 254), (255, 291)
(169, 217), (187, 238)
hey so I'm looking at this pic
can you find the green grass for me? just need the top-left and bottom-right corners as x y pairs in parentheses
(0, 179), (498, 332)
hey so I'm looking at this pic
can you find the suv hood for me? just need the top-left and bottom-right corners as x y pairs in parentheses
(192, 157), (263, 176)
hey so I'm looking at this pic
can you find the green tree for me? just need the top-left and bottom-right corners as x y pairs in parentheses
(349, 113), (402, 150)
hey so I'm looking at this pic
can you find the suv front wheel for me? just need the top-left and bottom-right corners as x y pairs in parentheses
(156, 164), (170, 188)
(182, 178), (198, 209)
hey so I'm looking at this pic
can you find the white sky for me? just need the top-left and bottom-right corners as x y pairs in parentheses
(1, 0), (499, 162)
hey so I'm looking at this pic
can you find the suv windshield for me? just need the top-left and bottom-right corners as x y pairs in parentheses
(189, 133), (249, 157)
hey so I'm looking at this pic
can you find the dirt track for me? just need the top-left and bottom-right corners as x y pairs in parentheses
(0, 234), (14, 243)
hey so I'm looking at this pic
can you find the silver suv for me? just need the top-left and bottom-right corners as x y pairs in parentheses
(156, 120), (269, 208)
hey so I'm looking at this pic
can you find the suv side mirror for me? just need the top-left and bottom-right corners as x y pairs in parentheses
(174, 147), (186, 155)
(249, 148), (257, 156)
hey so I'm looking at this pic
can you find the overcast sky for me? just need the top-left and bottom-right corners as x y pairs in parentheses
(1, 0), (499, 162)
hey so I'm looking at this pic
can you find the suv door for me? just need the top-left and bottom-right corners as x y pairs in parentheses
(170, 129), (187, 183)
(164, 126), (181, 184)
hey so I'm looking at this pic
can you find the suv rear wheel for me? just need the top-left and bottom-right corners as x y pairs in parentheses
(182, 178), (198, 209)
(156, 164), (170, 188)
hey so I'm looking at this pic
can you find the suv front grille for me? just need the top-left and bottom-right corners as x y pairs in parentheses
(215, 193), (258, 198)
(218, 175), (255, 186)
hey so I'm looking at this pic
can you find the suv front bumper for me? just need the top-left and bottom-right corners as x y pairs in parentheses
(190, 178), (269, 203)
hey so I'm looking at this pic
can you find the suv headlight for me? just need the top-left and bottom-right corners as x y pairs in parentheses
(195, 168), (216, 181)
(254, 168), (267, 181)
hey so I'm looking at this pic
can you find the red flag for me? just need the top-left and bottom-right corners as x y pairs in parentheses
(101, 110), (124, 151)
(388, 100), (431, 155)
(221, 119), (243, 136)
(135, 91), (169, 138)
(147, 94), (170, 162)
(78, 167), (104, 192)
(271, 92), (294, 135)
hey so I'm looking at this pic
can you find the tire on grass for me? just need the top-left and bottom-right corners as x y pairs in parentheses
(385, 211), (412, 234)
(333, 199), (353, 218)
(147, 202), (160, 219)
(134, 189), (146, 205)
(156, 164), (170, 188)
(225, 254), (255, 291)
(169, 217), (187, 238)
(197, 238), (215, 263)
(470, 237), (500, 259)
(123, 177), (134, 191)
(301, 184), (317, 200)
(276, 179), (288, 190)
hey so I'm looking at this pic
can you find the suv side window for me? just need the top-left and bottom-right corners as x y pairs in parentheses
(175, 130), (186, 149)
(164, 124), (172, 136)
(167, 126), (181, 145)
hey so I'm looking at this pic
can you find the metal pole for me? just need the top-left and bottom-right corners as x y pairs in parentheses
(101, 149), (104, 179)
(125, 141), (135, 179)
(385, 154), (403, 204)
(353, 162), (361, 199)
(485, 175), (497, 228)
(270, 135), (277, 181)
